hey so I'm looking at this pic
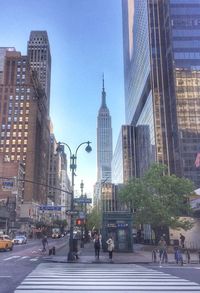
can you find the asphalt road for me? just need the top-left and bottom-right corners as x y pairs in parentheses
(151, 264), (200, 285)
(1, 238), (200, 292)
(0, 236), (68, 293)
(14, 263), (200, 292)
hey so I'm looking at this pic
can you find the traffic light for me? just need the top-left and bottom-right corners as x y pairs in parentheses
(76, 218), (85, 225)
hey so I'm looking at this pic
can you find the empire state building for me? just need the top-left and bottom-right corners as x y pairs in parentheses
(97, 77), (113, 183)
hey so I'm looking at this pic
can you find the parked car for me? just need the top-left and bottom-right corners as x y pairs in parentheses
(0, 235), (13, 251)
(12, 235), (27, 245)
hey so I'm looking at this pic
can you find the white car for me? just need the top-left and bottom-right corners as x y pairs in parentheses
(12, 235), (27, 245)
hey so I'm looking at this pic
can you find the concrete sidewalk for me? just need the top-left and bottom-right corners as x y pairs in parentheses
(43, 240), (200, 265)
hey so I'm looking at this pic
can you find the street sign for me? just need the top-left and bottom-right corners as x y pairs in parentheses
(2, 179), (14, 190)
(65, 210), (79, 215)
(74, 198), (92, 204)
(79, 211), (85, 219)
(39, 205), (61, 211)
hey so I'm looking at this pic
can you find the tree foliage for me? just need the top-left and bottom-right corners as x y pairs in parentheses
(87, 206), (102, 231)
(119, 164), (194, 232)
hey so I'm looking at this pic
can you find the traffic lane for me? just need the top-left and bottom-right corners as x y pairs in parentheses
(0, 236), (68, 259)
(0, 238), (68, 293)
(148, 265), (200, 285)
(0, 255), (41, 293)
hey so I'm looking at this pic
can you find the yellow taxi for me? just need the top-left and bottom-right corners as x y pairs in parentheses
(0, 234), (13, 251)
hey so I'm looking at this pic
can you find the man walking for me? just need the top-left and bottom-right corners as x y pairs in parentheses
(180, 233), (185, 248)
(42, 235), (48, 252)
(94, 234), (101, 260)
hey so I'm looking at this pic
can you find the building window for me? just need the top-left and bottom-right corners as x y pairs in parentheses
(11, 155), (15, 161)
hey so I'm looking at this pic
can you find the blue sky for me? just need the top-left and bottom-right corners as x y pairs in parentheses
(0, 0), (125, 196)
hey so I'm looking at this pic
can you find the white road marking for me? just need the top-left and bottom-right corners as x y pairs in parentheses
(15, 263), (200, 292)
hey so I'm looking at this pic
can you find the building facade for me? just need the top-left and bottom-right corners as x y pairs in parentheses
(112, 125), (136, 184)
(27, 31), (51, 114)
(0, 45), (50, 226)
(97, 78), (113, 183)
(122, 0), (200, 186)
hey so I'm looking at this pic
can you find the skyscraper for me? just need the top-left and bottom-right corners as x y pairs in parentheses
(0, 44), (50, 225)
(122, 0), (200, 186)
(97, 77), (113, 183)
(27, 31), (51, 114)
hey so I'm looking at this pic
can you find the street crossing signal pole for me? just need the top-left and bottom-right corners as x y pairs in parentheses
(57, 141), (92, 261)
(80, 180), (84, 248)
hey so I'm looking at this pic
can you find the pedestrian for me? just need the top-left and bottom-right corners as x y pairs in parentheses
(180, 233), (185, 248)
(158, 236), (167, 265)
(106, 236), (114, 261)
(94, 234), (101, 260)
(42, 235), (48, 252)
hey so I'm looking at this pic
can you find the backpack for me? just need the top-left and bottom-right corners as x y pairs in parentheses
(94, 239), (100, 249)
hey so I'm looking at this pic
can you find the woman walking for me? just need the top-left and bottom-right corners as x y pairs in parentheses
(106, 236), (114, 262)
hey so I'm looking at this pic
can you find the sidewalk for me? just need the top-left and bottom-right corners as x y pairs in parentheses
(44, 240), (200, 265)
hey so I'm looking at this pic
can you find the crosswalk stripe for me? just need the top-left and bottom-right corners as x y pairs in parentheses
(2, 255), (39, 262)
(15, 264), (200, 292)
(29, 258), (39, 262)
(3, 256), (21, 261)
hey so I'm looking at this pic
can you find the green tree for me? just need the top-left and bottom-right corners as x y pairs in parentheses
(119, 164), (194, 241)
(86, 206), (102, 232)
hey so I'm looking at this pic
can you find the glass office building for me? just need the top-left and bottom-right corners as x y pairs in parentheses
(122, 0), (200, 186)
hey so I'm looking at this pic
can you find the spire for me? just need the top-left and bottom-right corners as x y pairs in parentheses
(101, 73), (106, 107)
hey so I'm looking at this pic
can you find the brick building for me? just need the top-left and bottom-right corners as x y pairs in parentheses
(0, 47), (50, 227)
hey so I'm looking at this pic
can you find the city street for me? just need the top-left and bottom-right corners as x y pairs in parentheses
(14, 263), (200, 292)
(0, 236), (67, 293)
(1, 238), (200, 292)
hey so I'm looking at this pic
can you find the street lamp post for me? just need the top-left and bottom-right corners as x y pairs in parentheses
(57, 141), (92, 261)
